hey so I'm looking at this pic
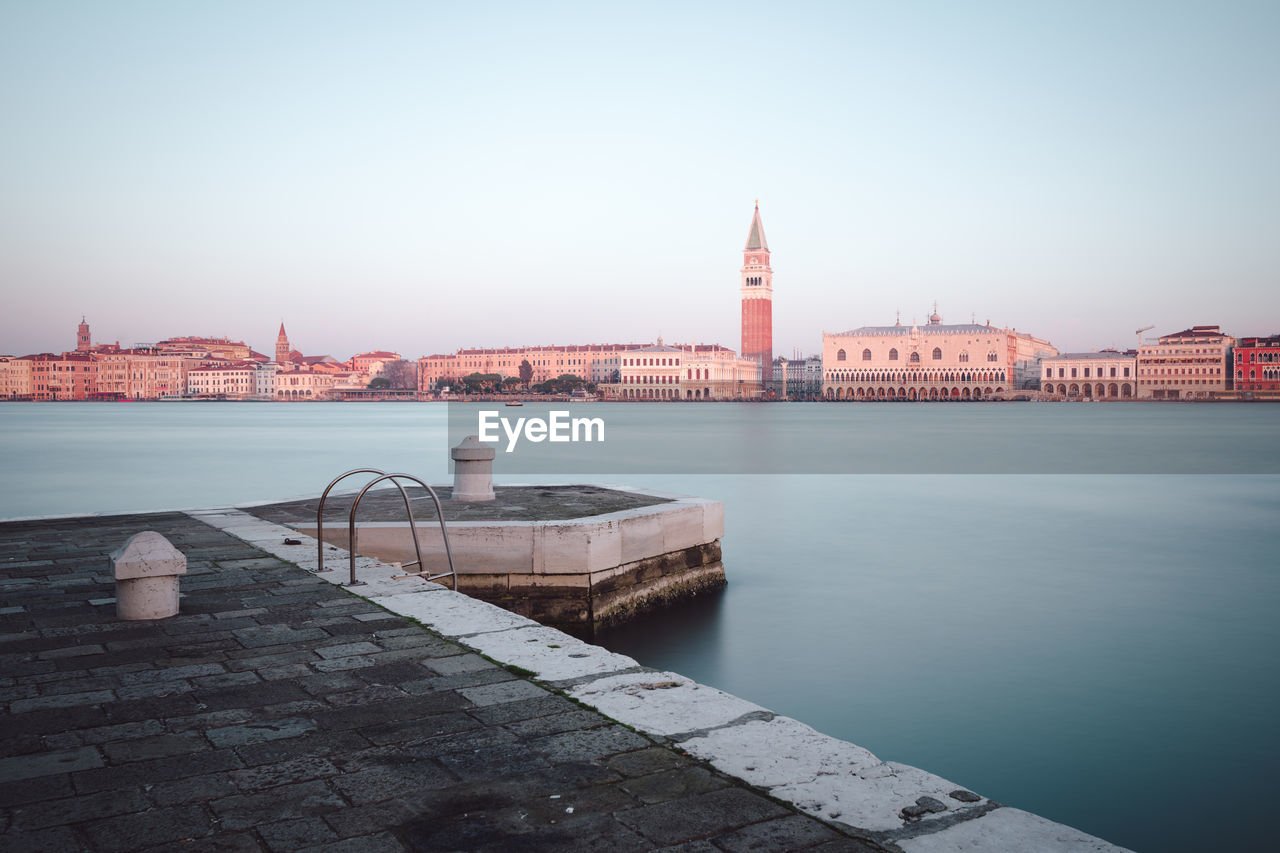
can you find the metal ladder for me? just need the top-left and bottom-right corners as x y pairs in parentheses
(314, 469), (457, 589)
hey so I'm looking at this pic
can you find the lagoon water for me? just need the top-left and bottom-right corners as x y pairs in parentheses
(2, 402), (1278, 851)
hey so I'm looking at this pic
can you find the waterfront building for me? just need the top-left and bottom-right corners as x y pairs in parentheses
(1136, 325), (1236, 400)
(1233, 335), (1280, 396)
(20, 353), (98, 401)
(822, 308), (1057, 400)
(95, 350), (194, 400)
(607, 340), (761, 400)
(254, 363), (278, 400)
(186, 362), (260, 398)
(740, 202), (773, 379)
(0, 356), (33, 399)
(1041, 351), (1136, 398)
(275, 364), (351, 400)
(418, 343), (650, 391)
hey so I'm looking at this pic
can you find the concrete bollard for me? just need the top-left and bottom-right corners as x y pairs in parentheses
(110, 531), (187, 620)
(451, 434), (495, 502)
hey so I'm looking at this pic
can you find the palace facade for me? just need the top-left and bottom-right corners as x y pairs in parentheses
(1041, 351), (1136, 398)
(1233, 336), (1280, 396)
(822, 309), (1057, 400)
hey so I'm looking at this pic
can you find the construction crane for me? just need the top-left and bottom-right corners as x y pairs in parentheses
(1135, 325), (1154, 350)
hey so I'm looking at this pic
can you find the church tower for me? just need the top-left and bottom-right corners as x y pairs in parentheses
(275, 323), (291, 363)
(740, 202), (773, 380)
(76, 317), (91, 352)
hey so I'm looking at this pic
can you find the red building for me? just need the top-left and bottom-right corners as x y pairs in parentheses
(1234, 335), (1280, 396)
(740, 202), (773, 380)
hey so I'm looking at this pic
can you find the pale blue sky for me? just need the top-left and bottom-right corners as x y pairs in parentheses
(2, 0), (1277, 359)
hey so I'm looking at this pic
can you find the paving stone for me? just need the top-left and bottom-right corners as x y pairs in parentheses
(211, 779), (347, 831)
(616, 787), (791, 846)
(10, 786), (151, 830)
(83, 804), (214, 852)
(0, 746), (102, 782)
(9, 689), (115, 712)
(258, 816), (340, 852)
(149, 771), (240, 806)
(0, 824), (80, 853)
(619, 765), (730, 805)
(72, 747), (244, 794)
(330, 758), (457, 805)
(457, 678), (551, 707)
(229, 755), (341, 791)
(295, 833), (405, 853)
(207, 717), (318, 748)
(315, 641), (381, 659)
(102, 732), (207, 763)
(710, 814), (848, 851)
(530, 724), (652, 763)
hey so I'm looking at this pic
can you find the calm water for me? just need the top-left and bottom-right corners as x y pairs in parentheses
(2, 402), (1278, 852)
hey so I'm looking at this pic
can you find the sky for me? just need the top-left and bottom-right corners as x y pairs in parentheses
(1, 0), (1277, 360)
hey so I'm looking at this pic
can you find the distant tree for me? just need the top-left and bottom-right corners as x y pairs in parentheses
(367, 376), (391, 389)
(380, 360), (418, 390)
(460, 372), (503, 393)
(501, 376), (522, 392)
(518, 359), (533, 386)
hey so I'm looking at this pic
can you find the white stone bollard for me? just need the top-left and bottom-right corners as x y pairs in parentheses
(451, 434), (496, 502)
(110, 531), (187, 620)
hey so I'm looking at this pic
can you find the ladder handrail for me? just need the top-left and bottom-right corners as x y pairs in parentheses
(315, 468), (387, 573)
(347, 473), (457, 590)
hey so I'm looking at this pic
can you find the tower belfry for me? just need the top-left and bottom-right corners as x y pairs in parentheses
(740, 202), (773, 380)
(76, 317), (91, 352)
(275, 323), (291, 364)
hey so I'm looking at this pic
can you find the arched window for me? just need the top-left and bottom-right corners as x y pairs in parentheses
(862, 348), (872, 361)
(932, 347), (942, 360)
(889, 348), (899, 361)
(909, 352), (920, 363)
(959, 352), (969, 363)
(836, 349), (847, 361)
(987, 351), (998, 362)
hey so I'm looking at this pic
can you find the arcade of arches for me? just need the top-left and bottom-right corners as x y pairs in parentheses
(823, 367), (1008, 401)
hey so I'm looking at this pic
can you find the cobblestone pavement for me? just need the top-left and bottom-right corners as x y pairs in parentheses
(0, 512), (882, 852)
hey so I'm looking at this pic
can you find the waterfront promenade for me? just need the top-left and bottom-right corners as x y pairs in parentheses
(0, 506), (1128, 851)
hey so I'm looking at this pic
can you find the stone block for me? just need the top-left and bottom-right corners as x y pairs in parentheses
(659, 504), (707, 553)
(534, 521), (621, 574)
(110, 532), (186, 620)
(619, 512), (665, 564)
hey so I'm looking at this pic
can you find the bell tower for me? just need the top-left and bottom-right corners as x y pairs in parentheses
(76, 317), (91, 352)
(740, 201), (773, 380)
(275, 323), (291, 364)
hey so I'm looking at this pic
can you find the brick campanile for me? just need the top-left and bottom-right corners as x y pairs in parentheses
(740, 202), (772, 379)
(76, 317), (91, 352)
(275, 323), (290, 363)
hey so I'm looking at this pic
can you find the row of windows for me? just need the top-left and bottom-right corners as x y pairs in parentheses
(625, 357), (679, 367)
(836, 348), (994, 362)
(827, 370), (1006, 384)
(1047, 366), (1131, 379)
(1237, 368), (1280, 380)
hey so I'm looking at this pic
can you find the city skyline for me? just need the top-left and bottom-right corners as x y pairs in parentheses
(2, 2), (1278, 359)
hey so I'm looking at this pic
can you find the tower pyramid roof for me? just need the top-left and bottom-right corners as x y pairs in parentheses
(744, 202), (769, 252)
